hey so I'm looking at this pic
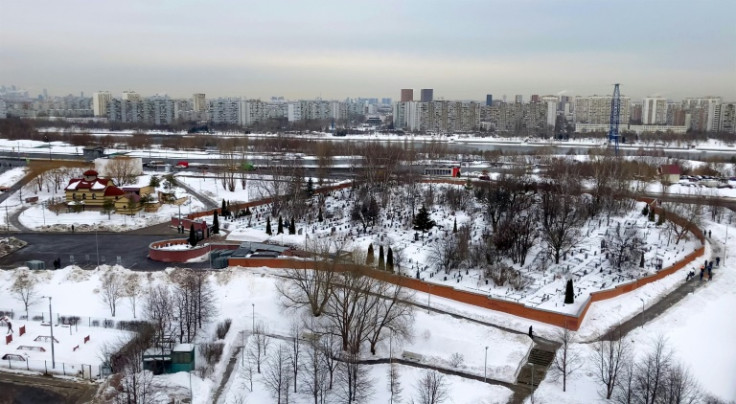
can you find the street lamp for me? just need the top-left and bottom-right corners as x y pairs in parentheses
(638, 297), (645, 328)
(527, 363), (536, 404)
(251, 303), (255, 333)
(484, 346), (488, 382)
(42, 296), (56, 369)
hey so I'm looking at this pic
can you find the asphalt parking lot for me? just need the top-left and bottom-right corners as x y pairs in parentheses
(0, 233), (209, 271)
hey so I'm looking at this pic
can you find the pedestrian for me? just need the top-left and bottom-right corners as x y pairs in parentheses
(708, 266), (712, 279)
(716, 257), (721, 267)
(71, 224), (74, 233)
(709, 230), (712, 238)
(528, 325), (533, 339)
(700, 266), (705, 281)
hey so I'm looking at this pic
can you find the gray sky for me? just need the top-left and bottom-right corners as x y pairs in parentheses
(1, 0), (734, 101)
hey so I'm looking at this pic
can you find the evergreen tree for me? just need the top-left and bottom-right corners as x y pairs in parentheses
(212, 211), (220, 234)
(266, 217), (272, 235)
(378, 245), (385, 270)
(245, 206), (252, 215)
(639, 253), (645, 268)
(564, 279), (574, 304)
(386, 247), (394, 272)
(366, 244), (375, 266)
(641, 204), (649, 216)
(453, 217), (457, 233)
(317, 207), (323, 222)
(306, 177), (314, 197)
(221, 199), (227, 216)
(413, 205), (436, 233)
(278, 216), (284, 234)
(648, 209), (655, 222)
(188, 224), (197, 247)
(289, 217), (296, 235)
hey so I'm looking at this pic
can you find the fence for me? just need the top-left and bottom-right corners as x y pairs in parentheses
(0, 357), (100, 380)
(0, 310), (142, 332)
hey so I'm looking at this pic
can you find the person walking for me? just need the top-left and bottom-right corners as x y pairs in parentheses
(700, 266), (705, 281)
(528, 325), (534, 339)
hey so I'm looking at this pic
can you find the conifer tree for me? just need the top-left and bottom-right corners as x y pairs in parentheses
(306, 177), (314, 197)
(366, 243), (375, 265)
(212, 211), (219, 234)
(221, 199), (227, 216)
(386, 247), (394, 272)
(278, 216), (284, 234)
(648, 209), (655, 222)
(188, 224), (197, 247)
(413, 205), (436, 233)
(453, 217), (457, 233)
(378, 245), (385, 270)
(317, 207), (323, 222)
(564, 279), (574, 304)
(289, 217), (296, 235)
(641, 204), (649, 216)
(266, 217), (272, 235)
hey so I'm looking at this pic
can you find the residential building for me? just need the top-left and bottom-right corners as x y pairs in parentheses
(642, 97), (668, 125)
(400, 89), (413, 102)
(420, 89), (434, 102)
(93, 91), (112, 117)
(514, 94), (523, 104)
(192, 93), (207, 113)
(486, 94), (493, 106)
(121, 91), (141, 101)
(574, 95), (631, 125)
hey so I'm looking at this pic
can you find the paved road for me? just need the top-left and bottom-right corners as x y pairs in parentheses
(0, 232), (208, 270)
(0, 373), (98, 404)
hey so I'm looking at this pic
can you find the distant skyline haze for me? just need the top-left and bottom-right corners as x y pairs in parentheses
(1, 0), (734, 100)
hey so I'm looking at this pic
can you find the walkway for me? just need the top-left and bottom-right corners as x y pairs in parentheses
(177, 179), (219, 211)
(600, 239), (716, 341)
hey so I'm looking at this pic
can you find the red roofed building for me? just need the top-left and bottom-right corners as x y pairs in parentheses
(64, 170), (143, 212)
(658, 164), (681, 184)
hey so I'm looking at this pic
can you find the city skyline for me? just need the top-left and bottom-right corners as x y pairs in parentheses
(1, 0), (734, 100)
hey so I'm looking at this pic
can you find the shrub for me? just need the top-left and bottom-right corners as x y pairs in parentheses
(216, 319), (232, 340)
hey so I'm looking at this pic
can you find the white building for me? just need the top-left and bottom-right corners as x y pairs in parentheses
(121, 91), (141, 102)
(92, 91), (112, 117)
(574, 95), (631, 125)
(642, 97), (668, 125)
(192, 93), (207, 113)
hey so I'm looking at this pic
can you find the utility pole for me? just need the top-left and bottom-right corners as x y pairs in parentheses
(43, 296), (56, 369)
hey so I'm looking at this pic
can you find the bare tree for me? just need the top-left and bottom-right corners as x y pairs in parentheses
(540, 189), (584, 264)
(101, 271), (125, 317)
(336, 352), (372, 404)
(105, 157), (139, 186)
(661, 201), (703, 245)
(413, 370), (449, 404)
(249, 322), (271, 373)
(262, 343), (292, 404)
(387, 361), (403, 404)
(366, 285), (414, 355)
(125, 274), (142, 319)
(608, 225), (644, 270)
(319, 332), (341, 391)
(659, 363), (701, 404)
(550, 328), (583, 392)
(11, 269), (37, 315)
(632, 336), (672, 404)
(592, 332), (632, 399)
(277, 235), (347, 317)
(290, 322), (301, 393)
(143, 285), (174, 357)
(302, 339), (330, 404)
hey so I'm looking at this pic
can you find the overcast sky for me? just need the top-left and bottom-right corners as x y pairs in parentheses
(1, 0), (734, 101)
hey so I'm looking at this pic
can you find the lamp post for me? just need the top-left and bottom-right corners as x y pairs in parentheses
(638, 297), (645, 328)
(389, 329), (394, 404)
(251, 303), (255, 333)
(484, 346), (488, 382)
(42, 296), (56, 369)
(528, 363), (536, 404)
(95, 229), (100, 268)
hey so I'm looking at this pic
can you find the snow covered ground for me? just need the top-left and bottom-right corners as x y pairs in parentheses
(528, 216), (736, 403)
(0, 265), (531, 403)
(221, 184), (701, 317)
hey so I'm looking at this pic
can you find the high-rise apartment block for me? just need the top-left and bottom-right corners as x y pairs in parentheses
(574, 95), (631, 125)
(514, 94), (523, 104)
(193, 93), (207, 112)
(486, 94), (493, 106)
(642, 97), (668, 125)
(420, 89), (434, 102)
(93, 91), (112, 117)
(121, 91), (141, 101)
(400, 89), (414, 102)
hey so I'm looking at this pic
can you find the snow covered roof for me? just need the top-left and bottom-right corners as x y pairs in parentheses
(173, 343), (194, 352)
(65, 177), (112, 191)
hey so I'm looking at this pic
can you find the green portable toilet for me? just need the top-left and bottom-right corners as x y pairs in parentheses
(25, 260), (46, 270)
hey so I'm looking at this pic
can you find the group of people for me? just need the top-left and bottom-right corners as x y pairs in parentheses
(688, 259), (717, 281)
